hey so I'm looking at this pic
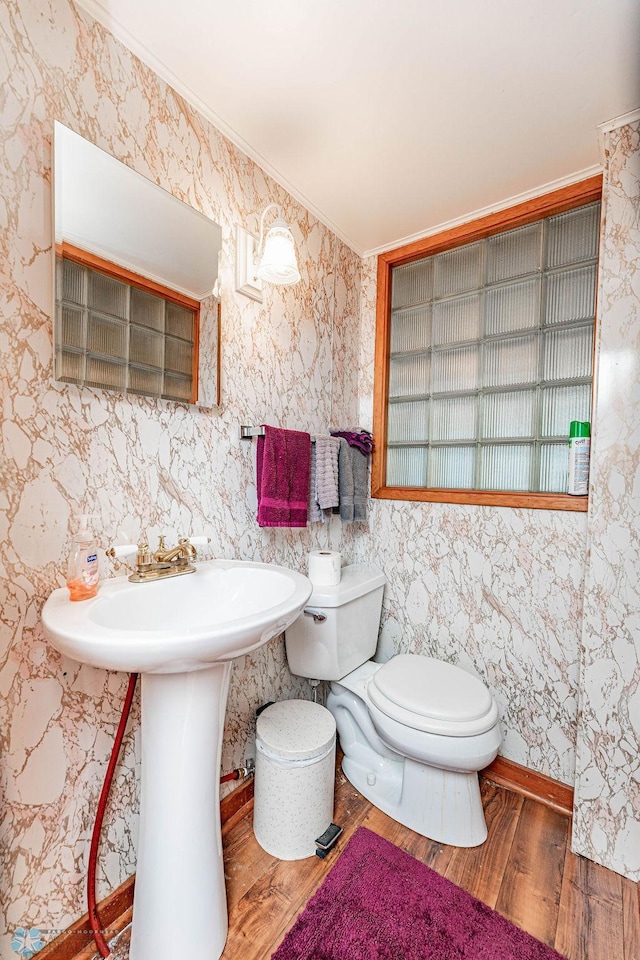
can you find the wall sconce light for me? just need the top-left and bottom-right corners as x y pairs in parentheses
(235, 203), (301, 302)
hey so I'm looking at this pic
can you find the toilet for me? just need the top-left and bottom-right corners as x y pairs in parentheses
(285, 564), (501, 847)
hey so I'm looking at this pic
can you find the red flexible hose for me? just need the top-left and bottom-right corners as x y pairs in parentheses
(220, 770), (241, 783)
(88, 672), (138, 959)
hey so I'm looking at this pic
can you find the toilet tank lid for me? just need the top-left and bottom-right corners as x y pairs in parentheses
(307, 564), (385, 608)
(370, 654), (494, 725)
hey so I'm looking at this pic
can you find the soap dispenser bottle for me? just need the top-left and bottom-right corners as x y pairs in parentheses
(67, 515), (100, 601)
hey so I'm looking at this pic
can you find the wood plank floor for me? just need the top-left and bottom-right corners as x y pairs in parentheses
(104, 769), (639, 960)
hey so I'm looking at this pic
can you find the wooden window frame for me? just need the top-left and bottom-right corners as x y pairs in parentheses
(57, 242), (201, 403)
(372, 176), (603, 512)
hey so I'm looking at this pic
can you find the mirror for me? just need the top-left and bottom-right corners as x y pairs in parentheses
(53, 122), (222, 407)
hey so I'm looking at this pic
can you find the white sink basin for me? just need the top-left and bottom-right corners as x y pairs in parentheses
(41, 558), (312, 960)
(42, 559), (312, 673)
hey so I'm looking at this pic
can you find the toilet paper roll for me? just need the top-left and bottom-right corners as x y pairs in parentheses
(308, 550), (341, 586)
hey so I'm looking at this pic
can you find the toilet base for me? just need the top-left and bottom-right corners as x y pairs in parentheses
(341, 752), (488, 848)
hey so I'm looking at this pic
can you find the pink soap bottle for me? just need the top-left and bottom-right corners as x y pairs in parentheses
(67, 514), (99, 601)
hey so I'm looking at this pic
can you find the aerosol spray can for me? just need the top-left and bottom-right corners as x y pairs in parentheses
(568, 421), (590, 495)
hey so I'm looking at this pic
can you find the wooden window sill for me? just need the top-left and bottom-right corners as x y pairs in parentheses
(371, 485), (588, 512)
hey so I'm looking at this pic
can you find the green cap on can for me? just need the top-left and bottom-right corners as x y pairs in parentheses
(569, 421), (590, 438)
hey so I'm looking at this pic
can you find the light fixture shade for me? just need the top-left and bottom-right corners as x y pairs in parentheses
(256, 219), (301, 285)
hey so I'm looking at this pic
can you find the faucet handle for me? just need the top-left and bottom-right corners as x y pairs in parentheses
(137, 542), (152, 565)
(106, 543), (138, 561)
(187, 536), (211, 547)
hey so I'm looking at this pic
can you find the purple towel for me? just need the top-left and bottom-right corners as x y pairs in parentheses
(256, 425), (311, 528)
(330, 429), (374, 456)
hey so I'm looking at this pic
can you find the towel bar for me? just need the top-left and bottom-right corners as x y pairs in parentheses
(240, 425), (265, 439)
(240, 425), (319, 441)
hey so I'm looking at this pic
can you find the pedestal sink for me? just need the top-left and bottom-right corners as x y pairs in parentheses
(42, 560), (312, 960)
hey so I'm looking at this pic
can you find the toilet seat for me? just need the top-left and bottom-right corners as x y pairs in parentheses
(368, 654), (498, 737)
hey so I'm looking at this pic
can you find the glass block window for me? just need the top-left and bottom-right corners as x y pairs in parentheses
(385, 200), (600, 495)
(55, 256), (197, 403)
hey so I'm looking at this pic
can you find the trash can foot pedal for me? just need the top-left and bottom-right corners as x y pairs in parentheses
(315, 823), (343, 857)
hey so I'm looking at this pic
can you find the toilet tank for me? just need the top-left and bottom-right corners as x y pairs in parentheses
(285, 564), (385, 681)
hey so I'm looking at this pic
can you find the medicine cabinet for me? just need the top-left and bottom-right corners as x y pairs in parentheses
(53, 122), (222, 407)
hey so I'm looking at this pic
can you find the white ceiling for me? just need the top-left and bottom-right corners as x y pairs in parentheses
(77, 0), (640, 256)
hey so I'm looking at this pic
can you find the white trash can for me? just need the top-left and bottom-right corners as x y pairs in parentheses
(253, 700), (336, 860)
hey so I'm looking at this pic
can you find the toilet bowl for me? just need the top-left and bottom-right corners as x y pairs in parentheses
(285, 564), (501, 847)
(328, 658), (501, 846)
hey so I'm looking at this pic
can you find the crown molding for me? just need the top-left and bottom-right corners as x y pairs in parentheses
(597, 107), (640, 162)
(362, 164), (603, 259)
(598, 107), (640, 135)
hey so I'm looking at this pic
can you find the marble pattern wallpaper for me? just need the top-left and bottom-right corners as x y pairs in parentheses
(573, 116), (640, 881)
(1, 0), (638, 952)
(354, 496), (587, 781)
(0, 0), (360, 952)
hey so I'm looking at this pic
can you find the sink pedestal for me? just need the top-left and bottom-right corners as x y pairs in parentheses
(130, 662), (232, 960)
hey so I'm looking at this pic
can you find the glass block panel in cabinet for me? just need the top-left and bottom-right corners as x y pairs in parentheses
(545, 203), (600, 268)
(484, 276), (541, 336)
(486, 221), (542, 283)
(428, 445), (475, 489)
(85, 356), (126, 391)
(432, 293), (480, 346)
(129, 365), (163, 397)
(387, 400), (429, 443)
(166, 303), (194, 341)
(88, 271), (128, 319)
(391, 260), (432, 309)
(484, 333), (539, 387)
(162, 373), (193, 402)
(543, 326), (593, 381)
(544, 264), (597, 325)
(130, 325), (164, 369)
(390, 304), (431, 354)
(165, 337), (193, 376)
(56, 349), (85, 384)
(386, 446), (428, 486)
(388, 353), (430, 398)
(87, 314), (127, 360)
(59, 304), (85, 349)
(431, 345), (479, 393)
(480, 444), (532, 491)
(481, 390), (536, 439)
(541, 383), (591, 437)
(61, 258), (85, 304)
(539, 443), (569, 493)
(431, 396), (477, 441)
(131, 287), (164, 331)
(433, 242), (482, 298)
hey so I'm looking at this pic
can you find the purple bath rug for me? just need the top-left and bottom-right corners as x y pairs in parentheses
(272, 826), (567, 960)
